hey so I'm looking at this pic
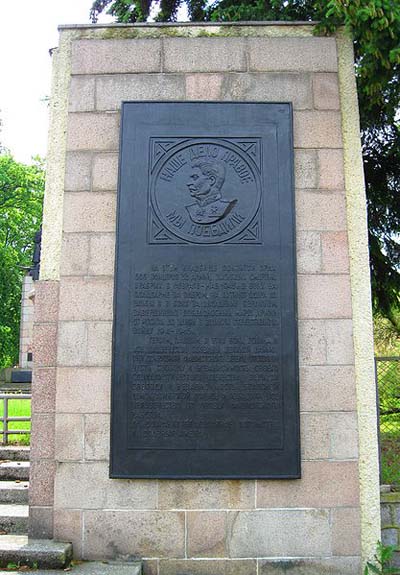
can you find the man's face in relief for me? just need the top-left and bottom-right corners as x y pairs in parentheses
(187, 167), (215, 201)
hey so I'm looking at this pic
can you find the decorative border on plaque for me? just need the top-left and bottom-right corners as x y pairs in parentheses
(148, 138), (263, 245)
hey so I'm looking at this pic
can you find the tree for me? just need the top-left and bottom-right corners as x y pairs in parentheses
(90, 0), (400, 333)
(0, 154), (44, 369)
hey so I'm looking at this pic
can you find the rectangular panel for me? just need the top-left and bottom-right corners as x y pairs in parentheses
(111, 102), (299, 478)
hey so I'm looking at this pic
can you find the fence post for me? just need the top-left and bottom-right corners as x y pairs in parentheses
(374, 358), (382, 482)
(3, 397), (8, 446)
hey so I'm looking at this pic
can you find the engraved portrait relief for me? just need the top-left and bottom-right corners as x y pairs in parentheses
(149, 139), (262, 244)
(186, 159), (237, 225)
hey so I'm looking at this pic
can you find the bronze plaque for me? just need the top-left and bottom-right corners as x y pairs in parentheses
(111, 102), (300, 478)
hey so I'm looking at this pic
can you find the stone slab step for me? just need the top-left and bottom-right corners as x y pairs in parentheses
(0, 447), (30, 462)
(0, 561), (142, 574)
(0, 536), (72, 569)
(0, 505), (28, 535)
(0, 482), (28, 504)
(0, 462), (29, 481)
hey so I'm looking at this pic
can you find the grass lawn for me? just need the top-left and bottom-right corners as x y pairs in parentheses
(0, 397), (31, 446)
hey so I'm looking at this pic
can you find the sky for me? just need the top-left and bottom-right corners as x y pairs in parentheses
(0, 0), (113, 163)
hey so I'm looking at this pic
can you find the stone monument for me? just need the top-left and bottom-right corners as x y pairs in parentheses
(30, 21), (380, 575)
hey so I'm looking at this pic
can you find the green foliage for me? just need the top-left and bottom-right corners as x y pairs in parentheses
(90, 0), (208, 22)
(0, 153), (44, 369)
(381, 433), (400, 485)
(90, 0), (400, 332)
(364, 541), (400, 574)
(374, 313), (400, 356)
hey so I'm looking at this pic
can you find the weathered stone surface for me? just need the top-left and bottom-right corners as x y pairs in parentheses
(300, 366), (357, 411)
(296, 190), (347, 231)
(56, 367), (111, 414)
(329, 412), (359, 459)
(186, 74), (224, 100)
(18, 562), (142, 575)
(248, 37), (337, 72)
(63, 192), (116, 233)
(29, 461), (55, 507)
(69, 76), (95, 112)
(88, 234), (115, 276)
(256, 461), (359, 508)
(331, 507), (361, 555)
(298, 320), (326, 366)
(28, 506), (53, 539)
(258, 557), (361, 575)
(0, 535), (72, 569)
(221, 73), (312, 109)
(159, 559), (256, 575)
(300, 413), (330, 460)
(187, 511), (227, 557)
(30, 414), (55, 460)
(296, 231), (321, 274)
(84, 413), (110, 461)
(294, 111), (342, 148)
(31, 368), (56, 414)
(59, 277), (113, 321)
(34, 281), (59, 324)
(33, 324), (57, 368)
(83, 510), (185, 559)
(0, 481), (29, 505)
(64, 151), (92, 192)
(55, 413), (84, 461)
(55, 462), (157, 510)
(53, 509), (83, 559)
(321, 231), (350, 273)
(163, 37), (246, 73)
(382, 528), (398, 547)
(67, 113), (119, 151)
(313, 73), (340, 110)
(92, 154), (118, 192)
(87, 321), (112, 366)
(61, 234), (90, 276)
(298, 319), (354, 366)
(0, 462), (30, 482)
(295, 149), (318, 189)
(158, 480), (255, 510)
(318, 149), (345, 190)
(143, 560), (158, 575)
(298, 275), (352, 319)
(71, 39), (162, 75)
(325, 319), (354, 364)
(228, 509), (331, 557)
(381, 503), (392, 526)
(96, 74), (185, 110)
(57, 322), (87, 366)
(0, 504), (28, 534)
(301, 412), (358, 460)
(0, 447), (30, 462)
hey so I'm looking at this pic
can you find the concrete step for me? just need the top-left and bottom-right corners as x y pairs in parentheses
(0, 505), (28, 535)
(0, 462), (29, 481)
(0, 536), (72, 569)
(0, 560), (142, 574)
(0, 447), (30, 462)
(0, 482), (28, 504)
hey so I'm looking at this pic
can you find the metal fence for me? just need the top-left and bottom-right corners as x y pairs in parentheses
(376, 357), (400, 484)
(0, 393), (31, 445)
(376, 357), (400, 434)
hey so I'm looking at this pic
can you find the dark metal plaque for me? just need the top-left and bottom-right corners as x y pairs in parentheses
(110, 102), (300, 478)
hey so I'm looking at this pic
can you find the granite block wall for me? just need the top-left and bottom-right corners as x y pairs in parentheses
(29, 22), (380, 575)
